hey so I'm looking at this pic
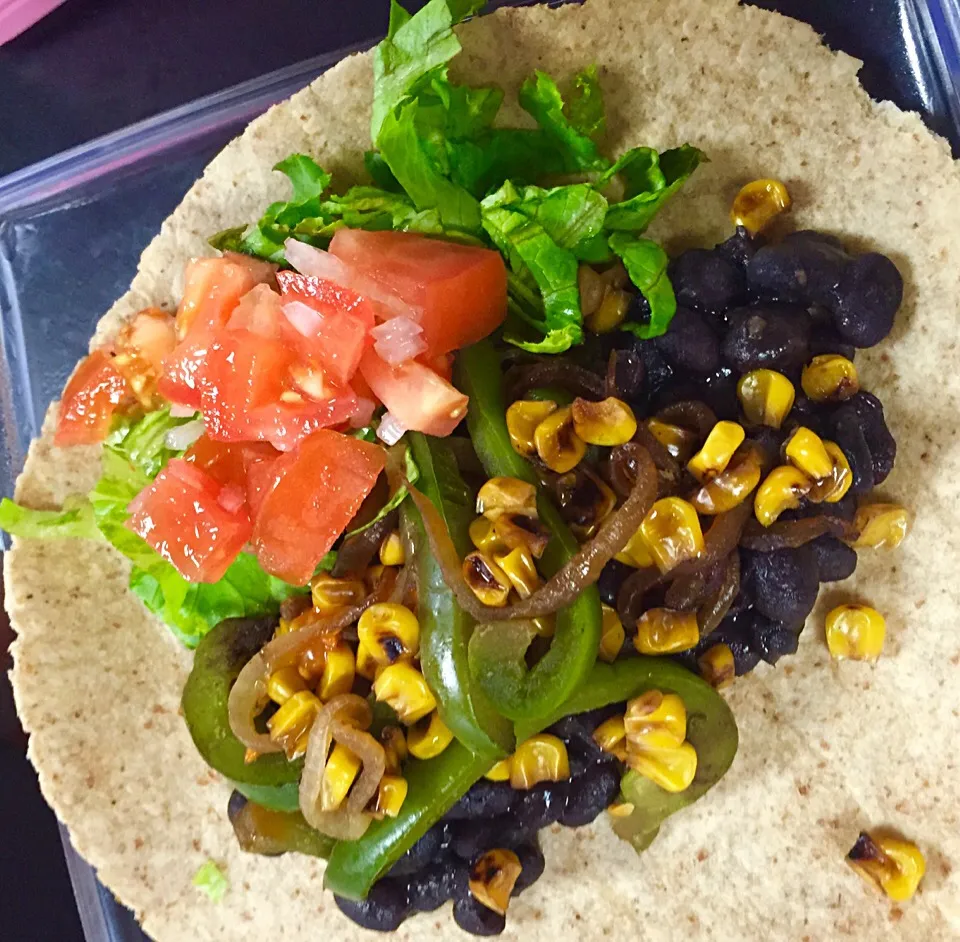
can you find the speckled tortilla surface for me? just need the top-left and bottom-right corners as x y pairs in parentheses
(7, 0), (960, 938)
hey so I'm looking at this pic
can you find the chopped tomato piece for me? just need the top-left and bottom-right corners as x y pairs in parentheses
(359, 349), (468, 437)
(421, 351), (454, 383)
(245, 393), (362, 452)
(184, 436), (278, 493)
(252, 430), (386, 584)
(55, 350), (129, 447)
(176, 256), (273, 340)
(126, 457), (252, 583)
(112, 309), (178, 409)
(329, 229), (507, 357)
(227, 284), (287, 339)
(157, 334), (213, 410)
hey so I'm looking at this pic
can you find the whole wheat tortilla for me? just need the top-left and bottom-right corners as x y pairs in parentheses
(7, 0), (960, 938)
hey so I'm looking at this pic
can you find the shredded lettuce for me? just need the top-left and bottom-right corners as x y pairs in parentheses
(192, 860), (228, 903)
(0, 496), (100, 542)
(609, 233), (677, 339)
(106, 405), (198, 478)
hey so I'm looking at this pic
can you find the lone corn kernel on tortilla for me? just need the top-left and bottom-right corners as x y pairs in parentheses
(6, 0), (960, 937)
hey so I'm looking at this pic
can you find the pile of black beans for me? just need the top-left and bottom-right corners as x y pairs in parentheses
(599, 226), (900, 677)
(334, 707), (623, 935)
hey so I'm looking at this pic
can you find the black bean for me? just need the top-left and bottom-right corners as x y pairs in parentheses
(668, 248), (746, 316)
(747, 424), (784, 463)
(833, 253), (902, 347)
(751, 614), (803, 665)
(808, 326), (856, 361)
(560, 764), (622, 828)
(810, 535), (858, 582)
(786, 394), (823, 433)
(637, 340), (675, 394)
(746, 232), (850, 306)
(516, 781), (569, 831)
(445, 781), (516, 821)
(712, 612), (763, 675)
(405, 860), (462, 913)
(335, 880), (410, 932)
(782, 490), (857, 523)
(389, 826), (447, 876)
(717, 226), (760, 270)
(828, 410), (876, 494)
(598, 558), (634, 609)
(699, 365), (740, 420)
(512, 839), (546, 895)
(453, 896), (506, 936)
(723, 304), (811, 374)
(226, 790), (247, 825)
(743, 546), (819, 625)
(610, 347), (646, 402)
(451, 818), (511, 861)
(653, 306), (720, 373)
(843, 392), (897, 484)
(547, 712), (596, 745)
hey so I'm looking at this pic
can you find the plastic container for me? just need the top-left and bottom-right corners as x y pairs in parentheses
(0, 1), (958, 939)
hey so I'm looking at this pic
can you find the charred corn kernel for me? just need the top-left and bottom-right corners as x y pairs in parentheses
(640, 498), (705, 573)
(469, 848), (523, 916)
(462, 551), (512, 606)
(593, 715), (627, 761)
(784, 426), (834, 480)
(494, 546), (541, 599)
(379, 531), (405, 567)
(737, 369), (796, 429)
(807, 440), (853, 504)
(730, 178), (791, 234)
(586, 287), (632, 334)
(599, 605), (626, 663)
(570, 396), (638, 446)
(847, 831), (926, 902)
(616, 525), (656, 569)
(627, 740), (698, 793)
(825, 604), (886, 662)
(266, 666), (307, 705)
(607, 801), (635, 818)
(317, 644), (356, 700)
(555, 467), (617, 540)
(534, 405), (587, 474)
(754, 465), (812, 527)
(687, 421), (746, 482)
(267, 690), (322, 760)
(355, 642), (380, 682)
(380, 726), (408, 775)
(484, 757), (513, 782)
(697, 643), (736, 689)
(372, 775), (408, 819)
(477, 477), (538, 520)
(297, 635), (336, 682)
(310, 572), (366, 614)
(407, 711), (454, 760)
(624, 690), (687, 749)
(852, 503), (910, 549)
(510, 734), (570, 789)
(373, 662), (437, 725)
(578, 264), (606, 318)
(532, 615), (556, 638)
(320, 742), (362, 812)
(692, 447), (763, 515)
(646, 418), (699, 461)
(358, 603), (420, 666)
(635, 608), (700, 655)
(801, 354), (859, 403)
(469, 516), (507, 554)
(506, 400), (558, 457)
(492, 513), (551, 558)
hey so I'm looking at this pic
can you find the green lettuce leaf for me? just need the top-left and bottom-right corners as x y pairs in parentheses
(609, 232), (677, 340)
(347, 444), (420, 537)
(193, 860), (228, 903)
(106, 405), (198, 478)
(565, 65), (606, 141)
(0, 497), (100, 542)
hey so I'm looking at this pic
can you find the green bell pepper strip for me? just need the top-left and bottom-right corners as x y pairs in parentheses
(231, 780), (301, 813)
(234, 802), (336, 858)
(456, 339), (603, 721)
(323, 742), (492, 899)
(404, 432), (515, 759)
(515, 657), (738, 853)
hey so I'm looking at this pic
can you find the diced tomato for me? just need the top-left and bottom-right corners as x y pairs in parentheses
(126, 457), (252, 583)
(157, 334), (213, 410)
(421, 351), (454, 383)
(114, 308), (177, 376)
(252, 430), (386, 584)
(359, 349), (468, 437)
(227, 284), (287, 339)
(175, 256), (273, 341)
(243, 446), (283, 520)
(55, 350), (130, 447)
(245, 393), (362, 452)
(184, 436), (278, 492)
(329, 229), (507, 357)
(277, 271), (375, 330)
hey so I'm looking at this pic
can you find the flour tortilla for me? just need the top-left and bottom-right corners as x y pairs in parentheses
(7, 0), (960, 938)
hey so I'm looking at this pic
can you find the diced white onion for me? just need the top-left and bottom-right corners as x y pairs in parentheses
(169, 403), (199, 418)
(370, 316), (428, 365)
(377, 412), (407, 446)
(165, 418), (205, 451)
(282, 300), (325, 338)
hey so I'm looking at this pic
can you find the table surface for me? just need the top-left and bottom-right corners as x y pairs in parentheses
(0, 1), (939, 939)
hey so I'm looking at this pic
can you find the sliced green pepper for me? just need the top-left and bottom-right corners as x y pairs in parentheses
(404, 432), (514, 759)
(515, 657), (738, 852)
(456, 339), (603, 721)
(232, 801), (335, 858)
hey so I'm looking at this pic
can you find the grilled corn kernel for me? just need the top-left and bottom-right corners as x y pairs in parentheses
(616, 524), (656, 569)
(380, 726), (408, 775)
(469, 848), (523, 916)
(373, 662), (437, 725)
(593, 715), (628, 761)
(624, 690), (687, 750)
(379, 530), (406, 567)
(635, 608), (700, 655)
(407, 711), (454, 760)
(807, 440), (853, 504)
(825, 604), (886, 662)
(317, 644), (356, 700)
(687, 421), (747, 482)
(506, 400), (558, 457)
(358, 603), (420, 666)
(586, 287), (632, 334)
(554, 467), (617, 540)
(355, 642), (380, 682)
(267, 690), (322, 760)
(372, 775), (408, 819)
(310, 572), (366, 614)
(320, 742), (362, 812)
(646, 418), (699, 461)
(692, 446), (763, 515)
(754, 465), (812, 527)
(477, 477), (538, 520)
(297, 635), (337, 683)
(492, 513), (551, 558)
(607, 801), (635, 818)
(847, 831), (926, 902)
(801, 354), (860, 403)
(534, 405), (587, 474)
(484, 757), (513, 782)
(469, 516), (507, 554)
(628, 741), (698, 793)
(266, 666), (308, 705)
(570, 396), (638, 446)
(463, 551), (513, 607)
(852, 503), (910, 549)
(599, 605), (626, 663)
(784, 426), (834, 480)
(737, 369), (796, 429)
(640, 498), (705, 573)
(697, 643), (736, 689)
(494, 546), (541, 599)
(730, 178), (792, 234)
(510, 734), (570, 789)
